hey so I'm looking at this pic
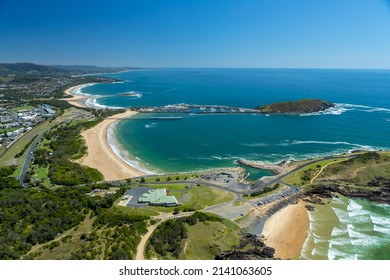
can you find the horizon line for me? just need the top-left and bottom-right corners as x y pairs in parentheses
(2, 61), (390, 71)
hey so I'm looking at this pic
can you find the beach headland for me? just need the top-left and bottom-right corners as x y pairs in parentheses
(261, 200), (309, 259)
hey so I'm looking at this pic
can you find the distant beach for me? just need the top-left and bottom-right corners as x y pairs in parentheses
(63, 84), (146, 180)
(62, 83), (97, 108)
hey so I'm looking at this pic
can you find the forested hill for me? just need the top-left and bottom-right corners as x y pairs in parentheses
(256, 98), (335, 114)
(0, 62), (140, 77)
(0, 63), (68, 76)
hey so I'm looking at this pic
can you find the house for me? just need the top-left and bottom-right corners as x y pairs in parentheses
(138, 189), (178, 207)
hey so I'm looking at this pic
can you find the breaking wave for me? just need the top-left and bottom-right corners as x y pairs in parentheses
(145, 123), (158, 129)
(71, 83), (97, 95)
(278, 140), (382, 151)
(240, 142), (269, 147)
(107, 123), (155, 175)
(85, 97), (124, 109)
(301, 196), (390, 260)
(299, 103), (390, 116)
(119, 91), (143, 98)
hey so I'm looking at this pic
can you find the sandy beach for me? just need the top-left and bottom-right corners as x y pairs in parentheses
(61, 83), (146, 180)
(262, 200), (309, 259)
(79, 110), (146, 180)
(61, 84), (96, 108)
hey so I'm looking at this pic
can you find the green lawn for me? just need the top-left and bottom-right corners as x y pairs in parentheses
(141, 173), (199, 183)
(12, 105), (35, 111)
(144, 183), (191, 191)
(35, 166), (51, 186)
(152, 185), (235, 213)
(180, 220), (240, 260)
(0, 127), (20, 134)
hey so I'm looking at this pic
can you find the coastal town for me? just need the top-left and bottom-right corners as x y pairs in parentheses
(0, 104), (55, 149)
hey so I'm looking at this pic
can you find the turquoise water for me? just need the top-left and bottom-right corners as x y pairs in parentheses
(242, 166), (274, 181)
(81, 68), (390, 259)
(82, 68), (390, 174)
(301, 196), (390, 260)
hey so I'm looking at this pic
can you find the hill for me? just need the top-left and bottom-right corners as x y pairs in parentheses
(307, 152), (390, 204)
(51, 65), (142, 73)
(0, 63), (68, 76)
(256, 98), (335, 114)
(0, 63), (141, 77)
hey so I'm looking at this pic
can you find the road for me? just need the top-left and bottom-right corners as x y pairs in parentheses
(19, 130), (48, 188)
(135, 212), (193, 260)
(133, 154), (355, 258)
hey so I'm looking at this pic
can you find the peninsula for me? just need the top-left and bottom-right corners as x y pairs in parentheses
(256, 98), (335, 114)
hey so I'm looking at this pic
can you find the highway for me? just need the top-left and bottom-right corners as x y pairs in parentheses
(19, 130), (48, 188)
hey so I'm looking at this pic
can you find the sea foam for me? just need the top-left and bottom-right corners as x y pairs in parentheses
(107, 123), (155, 175)
(85, 97), (124, 109)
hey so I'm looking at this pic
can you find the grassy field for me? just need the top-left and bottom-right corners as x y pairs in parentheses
(0, 76), (14, 82)
(143, 183), (191, 191)
(316, 153), (390, 187)
(12, 105), (35, 111)
(0, 127), (20, 134)
(180, 220), (240, 259)
(35, 166), (51, 186)
(151, 185), (235, 213)
(283, 158), (346, 186)
(140, 173), (199, 183)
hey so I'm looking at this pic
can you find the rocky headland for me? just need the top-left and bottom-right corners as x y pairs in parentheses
(256, 98), (335, 114)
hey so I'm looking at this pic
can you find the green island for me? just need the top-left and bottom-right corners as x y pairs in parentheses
(1, 63), (389, 260)
(256, 98), (335, 114)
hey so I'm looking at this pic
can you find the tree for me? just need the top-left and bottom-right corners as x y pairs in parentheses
(110, 248), (129, 260)
(173, 208), (179, 215)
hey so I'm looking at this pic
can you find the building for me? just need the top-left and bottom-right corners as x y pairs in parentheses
(138, 189), (178, 207)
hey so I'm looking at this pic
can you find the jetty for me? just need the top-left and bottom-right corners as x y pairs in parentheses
(130, 104), (260, 115)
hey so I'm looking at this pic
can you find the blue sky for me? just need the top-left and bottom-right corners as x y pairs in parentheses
(1, 0), (390, 68)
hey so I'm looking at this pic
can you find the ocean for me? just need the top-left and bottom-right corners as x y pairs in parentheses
(80, 68), (390, 259)
(301, 195), (390, 260)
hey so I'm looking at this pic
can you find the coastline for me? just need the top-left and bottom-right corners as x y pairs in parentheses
(261, 200), (309, 260)
(62, 83), (147, 180)
(79, 109), (146, 180)
(62, 83), (97, 108)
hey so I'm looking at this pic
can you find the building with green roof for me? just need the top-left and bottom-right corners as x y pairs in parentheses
(138, 189), (178, 207)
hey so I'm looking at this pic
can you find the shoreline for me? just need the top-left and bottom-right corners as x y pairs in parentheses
(62, 83), (98, 108)
(79, 109), (147, 180)
(63, 83), (147, 180)
(261, 200), (309, 260)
